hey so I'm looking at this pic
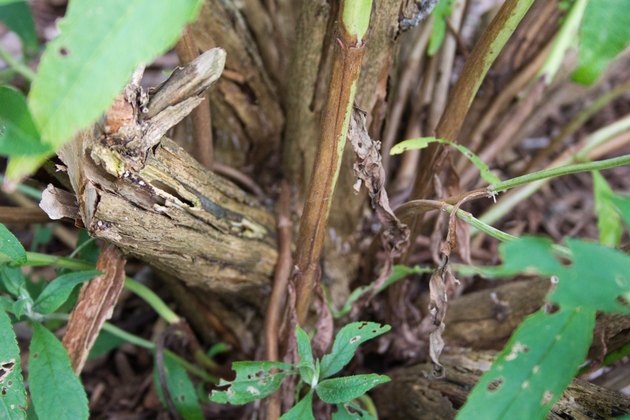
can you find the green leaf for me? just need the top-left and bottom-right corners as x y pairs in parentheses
(28, 0), (203, 151)
(296, 325), (315, 385)
(332, 402), (376, 420)
(33, 270), (100, 314)
(320, 322), (390, 379)
(592, 171), (622, 247)
(0, 0), (37, 52)
(0, 87), (49, 156)
(280, 390), (314, 420)
(457, 306), (595, 419)
(0, 224), (26, 265)
(88, 329), (124, 360)
(390, 137), (500, 184)
(573, 0), (630, 84)
(153, 354), (203, 420)
(209, 361), (294, 405)
(549, 239), (630, 313)
(0, 310), (27, 419)
(29, 322), (89, 420)
(612, 194), (630, 230)
(428, 0), (454, 56)
(5, 153), (52, 182)
(488, 236), (564, 277)
(0, 266), (26, 296)
(316, 374), (390, 404)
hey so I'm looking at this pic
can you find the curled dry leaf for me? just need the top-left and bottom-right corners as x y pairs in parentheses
(39, 184), (79, 220)
(348, 108), (410, 292)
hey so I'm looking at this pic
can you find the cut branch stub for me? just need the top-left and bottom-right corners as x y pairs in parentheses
(43, 47), (278, 299)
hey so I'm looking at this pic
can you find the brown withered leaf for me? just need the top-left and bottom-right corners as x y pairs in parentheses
(348, 108), (409, 291)
(62, 245), (126, 373)
(39, 184), (79, 220)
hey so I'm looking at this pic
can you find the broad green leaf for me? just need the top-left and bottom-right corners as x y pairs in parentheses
(0, 266), (26, 296)
(320, 322), (390, 379)
(153, 354), (203, 420)
(29, 322), (89, 420)
(0, 310), (27, 419)
(0, 87), (48, 156)
(612, 194), (630, 229)
(428, 0), (454, 56)
(390, 137), (500, 184)
(487, 236), (564, 277)
(33, 270), (100, 314)
(280, 390), (314, 420)
(549, 239), (630, 313)
(5, 153), (52, 182)
(592, 171), (622, 247)
(0, 295), (13, 311)
(28, 0), (203, 150)
(316, 374), (390, 404)
(457, 307), (595, 419)
(332, 402), (376, 420)
(296, 325), (315, 385)
(0, 0), (37, 52)
(573, 0), (630, 84)
(209, 361), (294, 405)
(0, 224), (26, 265)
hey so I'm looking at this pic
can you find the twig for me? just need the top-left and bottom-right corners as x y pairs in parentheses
(0, 206), (50, 224)
(293, 0), (372, 324)
(175, 27), (214, 170)
(264, 181), (292, 420)
(412, 0), (536, 200)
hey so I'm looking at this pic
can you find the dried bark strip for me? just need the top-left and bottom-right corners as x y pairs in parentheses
(62, 245), (126, 373)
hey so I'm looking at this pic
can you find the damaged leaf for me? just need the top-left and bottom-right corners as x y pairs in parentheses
(316, 374), (390, 404)
(29, 322), (89, 420)
(320, 322), (391, 378)
(457, 307), (595, 419)
(348, 109), (409, 291)
(0, 310), (27, 420)
(209, 361), (294, 405)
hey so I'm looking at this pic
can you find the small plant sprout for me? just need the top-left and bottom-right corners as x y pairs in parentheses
(209, 321), (391, 418)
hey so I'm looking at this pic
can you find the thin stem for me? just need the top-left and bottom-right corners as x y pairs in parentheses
(0, 46), (36, 82)
(25, 252), (180, 324)
(0, 175), (43, 200)
(44, 313), (215, 382)
(489, 154), (630, 194)
(68, 237), (97, 259)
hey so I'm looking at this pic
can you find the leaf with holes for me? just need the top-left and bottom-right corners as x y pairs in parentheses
(593, 171), (622, 247)
(296, 325), (315, 385)
(0, 224), (26, 265)
(316, 374), (390, 404)
(390, 137), (500, 184)
(153, 353), (203, 420)
(332, 401), (376, 420)
(573, 0), (630, 84)
(28, 0), (203, 152)
(457, 306), (595, 419)
(29, 322), (89, 420)
(209, 361), (294, 405)
(33, 270), (100, 314)
(320, 322), (390, 379)
(549, 239), (630, 314)
(0, 310), (27, 419)
(280, 390), (314, 420)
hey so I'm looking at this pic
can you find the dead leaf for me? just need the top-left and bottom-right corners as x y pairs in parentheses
(62, 245), (126, 373)
(39, 184), (79, 220)
(348, 108), (409, 292)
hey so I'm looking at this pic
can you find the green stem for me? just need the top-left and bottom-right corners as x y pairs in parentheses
(43, 313), (215, 382)
(489, 154), (630, 194)
(0, 45), (36, 82)
(25, 252), (180, 324)
(0, 175), (43, 201)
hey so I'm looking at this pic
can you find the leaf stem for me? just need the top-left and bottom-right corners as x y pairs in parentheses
(24, 252), (180, 324)
(0, 45), (36, 82)
(489, 154), (630, 194)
